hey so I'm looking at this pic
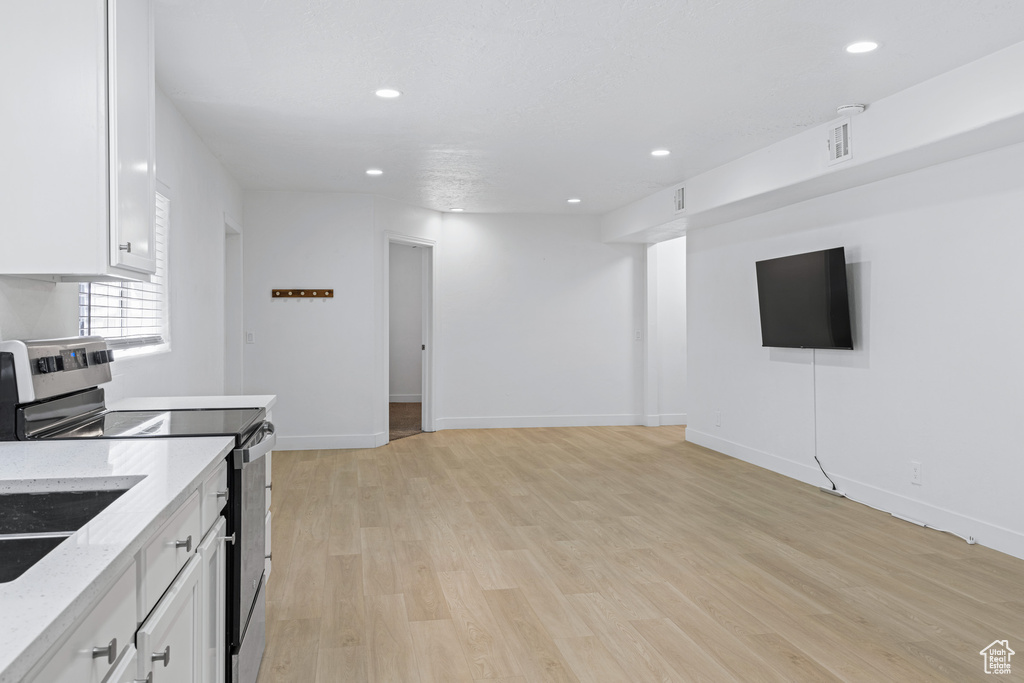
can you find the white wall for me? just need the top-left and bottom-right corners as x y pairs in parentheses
(0, 277), (79, 342)
(388, 244), (422, 402)
(655, 236), (687, 424)
(0, 89), (242, 402)
(686, 141), (1024, 560)
(242, 192), (378, 448)
(241, 198), (676, 446)
(437, 213), (645, 428)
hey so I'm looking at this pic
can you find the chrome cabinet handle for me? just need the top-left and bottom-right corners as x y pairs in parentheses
(174, 535), (192, 552)
(91, 637), (117, 665)
(265, 483), (272, 491)
(119, 242), (132, 252)
(265, 552), (272, 560)
(220, 533), (235, 545)
(216, 489), (229, 501)
(152, 645), (171, 667)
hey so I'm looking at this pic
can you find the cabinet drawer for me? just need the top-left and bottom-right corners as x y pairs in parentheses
(200, 460), (229, 537)
(29, 563), (136, 683)
(139, 491), (200, 620)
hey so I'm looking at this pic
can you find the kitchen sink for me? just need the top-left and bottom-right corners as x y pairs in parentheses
(0, 536), (69, 583)
(0, 488), (131, 583)
(0, 489), (128, 535)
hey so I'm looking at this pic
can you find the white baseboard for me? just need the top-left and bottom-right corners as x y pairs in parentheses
(686, 429), (1024, 561)
(275, 432), (387, 450)
(435, 414), (644, 430)
(686, 430), (825, 486)
(389, 394), (422, 403)
(646, 413), (687, 427)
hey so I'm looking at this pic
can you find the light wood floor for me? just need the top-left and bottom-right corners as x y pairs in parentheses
(257, 426), (1023, 682)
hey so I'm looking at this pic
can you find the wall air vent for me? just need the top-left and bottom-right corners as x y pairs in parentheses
(828, 118), (852, 165)
(673, 185), (685, 214)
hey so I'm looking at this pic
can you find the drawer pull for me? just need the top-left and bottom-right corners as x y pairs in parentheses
(174, 535), (192, 552)
(91, 637), (117, 665)
(119, 242), (132, 253)
(220, 533), (236, 545)
(216, 489), (229, 500)
(266, 483), (272, 491)
(266, 552), (272, 560)
(152, 645), (171, 667)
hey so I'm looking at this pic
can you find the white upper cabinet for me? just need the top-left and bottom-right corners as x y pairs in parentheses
(0, 0), (156, 281)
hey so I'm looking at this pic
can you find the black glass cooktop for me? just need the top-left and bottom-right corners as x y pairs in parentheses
(41, 408), (264, 441)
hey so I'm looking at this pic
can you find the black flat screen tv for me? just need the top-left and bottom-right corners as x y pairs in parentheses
(755, 247), (853, 349)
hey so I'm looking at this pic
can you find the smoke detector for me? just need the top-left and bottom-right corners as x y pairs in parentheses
(836, 104), (866, 116)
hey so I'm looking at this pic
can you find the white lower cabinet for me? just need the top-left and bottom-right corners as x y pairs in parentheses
(27, 466), (232, 681)
(198, 517), (227, 683)
(29, 562), (136, 683)
(137, 554), (202, 683)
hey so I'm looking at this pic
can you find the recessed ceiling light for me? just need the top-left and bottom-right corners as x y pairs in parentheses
(651, 149), (671, 157)
(449, 208), (464, 212)
(375, 88), (402, 98)
(846, 41), (879, 54)
(366, 168), (383, 176)
(567, 198), (581, 204)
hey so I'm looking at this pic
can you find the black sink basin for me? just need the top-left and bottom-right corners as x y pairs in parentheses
(0, 489), (128, 535)
(0, 536), (69, 583)
(0, 488), (130, 583)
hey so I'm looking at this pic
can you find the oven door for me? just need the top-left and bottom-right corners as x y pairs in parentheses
(229, 421), (275, 651)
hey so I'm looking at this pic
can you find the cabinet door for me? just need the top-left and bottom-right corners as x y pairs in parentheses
(137, 555), (202, 683)
(108, 0), (156, 273)
(104, 645), (139, 683)
(264, 510), (272, 577)
(198, 517), (227, 683)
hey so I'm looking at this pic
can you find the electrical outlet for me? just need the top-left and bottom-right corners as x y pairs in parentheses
(245, 331), (255, 344)
(911, 461), (922, 486)
(715, 410), (722, 427)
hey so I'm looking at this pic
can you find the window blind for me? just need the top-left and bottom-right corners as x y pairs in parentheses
(79, 192), (169, 349)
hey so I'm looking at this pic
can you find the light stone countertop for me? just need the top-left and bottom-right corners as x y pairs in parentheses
(108, 394), (276, 411)
(0, 436), (235, 683)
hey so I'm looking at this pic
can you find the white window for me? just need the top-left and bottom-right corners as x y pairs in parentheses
(79, 191), (169, 352)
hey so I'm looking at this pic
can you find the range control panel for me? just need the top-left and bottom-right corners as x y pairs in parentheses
(0, 336), (113, 403)
(33, 347), (113, 375)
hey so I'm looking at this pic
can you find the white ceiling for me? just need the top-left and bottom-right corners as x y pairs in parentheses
(155, 0), (1024, 215)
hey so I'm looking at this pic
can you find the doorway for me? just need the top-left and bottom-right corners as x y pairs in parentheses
(386, 235), (435, 441)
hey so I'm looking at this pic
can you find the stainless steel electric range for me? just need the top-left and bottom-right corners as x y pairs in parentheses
(0, 336), (274, 683)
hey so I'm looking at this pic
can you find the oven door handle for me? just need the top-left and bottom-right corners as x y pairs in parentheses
(236, 422), (276, 467)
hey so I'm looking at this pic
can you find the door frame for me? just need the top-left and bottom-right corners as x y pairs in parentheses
(385, 232), (436, 435)
(224, 213), (244, 394)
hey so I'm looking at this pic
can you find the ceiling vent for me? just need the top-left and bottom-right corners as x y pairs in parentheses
(673, 185), (686, 214)
(828, 118), (852, 165)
